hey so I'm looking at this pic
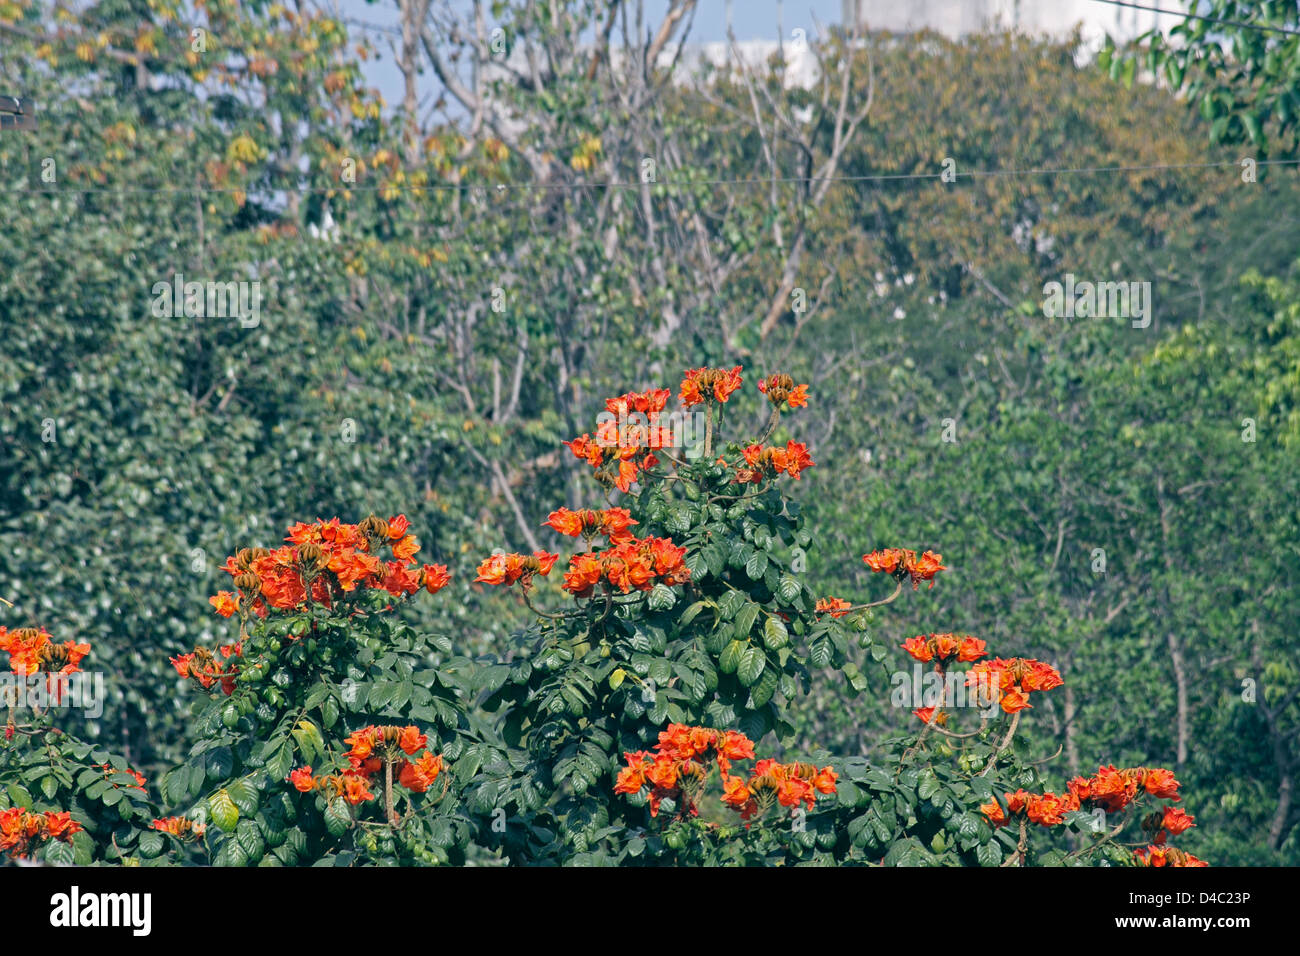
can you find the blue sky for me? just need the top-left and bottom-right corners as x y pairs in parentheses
(335, 0), (846, 108)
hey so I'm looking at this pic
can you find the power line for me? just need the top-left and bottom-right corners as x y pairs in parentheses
(1089, 0), (1300, 38)
(339, 16), (405, 38)
(5, 158), (1296, 197)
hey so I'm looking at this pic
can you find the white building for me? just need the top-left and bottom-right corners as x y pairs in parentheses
(841, 0), (1167, 43)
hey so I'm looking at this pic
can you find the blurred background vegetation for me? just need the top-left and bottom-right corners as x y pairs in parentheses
(1, 0), (1296, 864)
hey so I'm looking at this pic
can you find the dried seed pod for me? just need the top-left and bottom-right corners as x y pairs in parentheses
(358, 515), (389, 540)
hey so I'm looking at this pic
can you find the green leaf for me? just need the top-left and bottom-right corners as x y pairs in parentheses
(777, 575), (801, 604)
(227, 779), (259, 816)
(647, 583), (677, 611)
(735, 601), (759, 638)
(209, 790), (239, 832)
(138, 831), (166, 859)
(43, 841), (75, 866)
(809, 636), (832, 668)
(678, 601), (708, 626)
(762, 615), (788, 650)
(748, 665), (779, 708)
(918, 769), (941, 801)
(291, 719), (325, 763)
(235, 818), (266, 861)
(324, 797), (351, 837)
(975, 840), (1003, 866)
(737, 646), (766, 687)
(719, 640), (746, 674)
(744, 550), (768, 580)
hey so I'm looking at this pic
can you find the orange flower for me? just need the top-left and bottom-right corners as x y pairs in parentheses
(209, 592), (239, 617)
(474, 551), (558, 588)
(902, 636), (934, 662)
(344, 726), (378, 764)
(644, 755), (679, 790)
(863, 548), (909, 575)
(1068, 765), (1142, 813)
(966, 657), (1063, 713)
(980, 800), (1008, 827)
(152, 816), (206, 840)
(397, 726), (427, 755)
(680, 365), (743, 407)
(1135, 845), (1209, 867)
(1, 627), (92, 677)
(907, 550), (946, 588)
(391, 534), (421, 563)
(1026, 792), (1078, 826)
(757, 373), (809, 410)
(614, 752), (651, 795)
(560, 537), (689, 598)
(1161, 806), (1195, 836)
(421, 564), (451, 593)
(811, 767), (838, 794)
(210, 516), (447, 616)
(814, 597), (852, 618)
(720, 774), (752, 809)
(0, 807), (82, 858)
(932, 634), (959, 660)
(289, 766), (316, 792)
(342, 774), (376, 805)
(398, 752), (445, 793)
(735, 441), (816, 484)
(1143, 768), (1181, 801)
(544, 507), (588, 537)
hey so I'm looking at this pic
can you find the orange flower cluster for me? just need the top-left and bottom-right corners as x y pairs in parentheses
(1134, 845), (1209, 867)
(981, 789), (1080, 828)
(965, 657), (1064, 713)
(602, 389), (677, 450)
(735, 441), (816, 483)
(209, 515), (450, 619)
(474, 551), (559, 589)
(0, 626), (91, 677)
(0, 807), (81, 858)
(288, 765), (377, 806)
(291, 724), (449, 807)
(152, 816), (206, 840)
(564, 431), (662, 494)
(902, 633), (987, 665)
(544, 507), (638, 543)
(980, 768), (1203, 864)
(680, 366), (743, 407)
(1065, 765), (1181, 814)
(561, 536), (690, 598)
(814, 597), (852, 618)
(756, 373), (809, 410)
(614, 724), (757, 817)
(720, 759), (838, 821)
(343, 724), (427, 767)
(170, 641), (243, 696)
(862, 548), (946, 590)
